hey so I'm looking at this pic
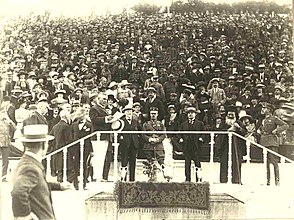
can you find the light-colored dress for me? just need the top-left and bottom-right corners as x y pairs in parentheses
(13, 107), (29, 140)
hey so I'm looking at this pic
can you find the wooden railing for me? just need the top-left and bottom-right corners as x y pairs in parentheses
(42, 130), (294, 190)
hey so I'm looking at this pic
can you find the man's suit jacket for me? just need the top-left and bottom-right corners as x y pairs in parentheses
(208, 88), (226, 105)
(179, 119), (204, 152)
(22, 111), (48, 134)
(238, 95), (251, 106)
(89, 104), (111, 141)
(72, 119), (93, 154)
(7, 105), (16, 124)
(11, 154), (61, 219)
(50, 120), (74, 170)
(119, 118), (141, 149)
(143, 96), (166, 121)
(23, 111), (48, 127)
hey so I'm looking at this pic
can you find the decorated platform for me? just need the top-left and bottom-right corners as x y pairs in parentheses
(85, 181), (246, 220)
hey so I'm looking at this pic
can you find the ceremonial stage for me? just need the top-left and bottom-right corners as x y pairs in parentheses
(2, 160), (294, 220)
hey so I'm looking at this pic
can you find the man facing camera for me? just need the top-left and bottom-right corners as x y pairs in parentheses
(119, 105), (141, 181)
(142, 107), (168, 181)
(179, 107), (204, 182)
(89, 92), (114, 182)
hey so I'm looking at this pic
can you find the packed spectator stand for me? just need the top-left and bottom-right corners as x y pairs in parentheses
(0, 8), (293, 183)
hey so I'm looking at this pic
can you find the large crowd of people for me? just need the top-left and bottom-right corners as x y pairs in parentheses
(0, 10), (293, 187)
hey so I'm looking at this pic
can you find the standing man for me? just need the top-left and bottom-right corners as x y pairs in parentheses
(11, 125), (71, 219)
(179, 107), (204, 182)
(207, 78), (226, 110)
(119, 105), (141, 181)
(216, 106), (247, 184)
(142, 107), (167, 180)
(72, 107), (93, 188)
(50, 110), (78, 189)
(143, 87), (165, 122)
(258, 102), (288, 186)
(89, 92), (114, 182)
(22, 97), (49, 127)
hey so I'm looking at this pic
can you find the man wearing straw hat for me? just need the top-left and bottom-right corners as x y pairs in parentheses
(11, 124), (72, 220)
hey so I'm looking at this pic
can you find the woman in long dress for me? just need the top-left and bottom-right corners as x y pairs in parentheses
(13, 98), (29, 151)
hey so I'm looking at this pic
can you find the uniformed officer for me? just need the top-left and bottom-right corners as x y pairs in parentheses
(258, 102), (289, 186)
(142, 107), (167, 179)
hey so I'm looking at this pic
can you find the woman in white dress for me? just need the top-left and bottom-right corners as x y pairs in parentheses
(14, 98), (29, 145)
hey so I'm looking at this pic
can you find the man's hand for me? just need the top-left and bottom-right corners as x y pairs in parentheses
(60, 182), (75, 190)
(105, 115), (114, 123)
(233, 122), (240, 129)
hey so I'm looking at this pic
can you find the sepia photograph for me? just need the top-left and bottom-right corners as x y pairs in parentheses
(0, 0), (293, 219)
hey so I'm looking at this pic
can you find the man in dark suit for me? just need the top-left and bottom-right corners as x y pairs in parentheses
(216, 106), (247, 184)
(53, 73), (71, 98)
(50, 110), (78, 189)
(179, 107), (205, 182)
(119, 105), (141, 181)
(89, 92), (114, 182)
(11, 124), (71, 219)
(72, 107), (93, 188)
(142, 87), (166, 122)
(22, 97), (49, 127)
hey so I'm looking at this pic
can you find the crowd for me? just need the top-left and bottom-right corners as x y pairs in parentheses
(0, 10), (293, 187)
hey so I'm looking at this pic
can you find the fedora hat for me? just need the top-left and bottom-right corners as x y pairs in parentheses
(240, 114), (253, 122)
(20, 125), (54, 142)
(122, 105), (133, 112)
(120, 80), (131, 86)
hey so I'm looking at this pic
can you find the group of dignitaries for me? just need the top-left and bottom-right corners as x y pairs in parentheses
(0, 7), (293, 220)
(1, 82), (290, 188)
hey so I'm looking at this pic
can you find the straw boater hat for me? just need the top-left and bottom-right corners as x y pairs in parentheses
(20, 125), (54, 142)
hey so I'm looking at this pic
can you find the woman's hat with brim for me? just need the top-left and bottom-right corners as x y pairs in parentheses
(20, 125), (54, 142)
(108, 81), (118, 89)
(108, 94), (118, 103)
(17, 70), (28, 77)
